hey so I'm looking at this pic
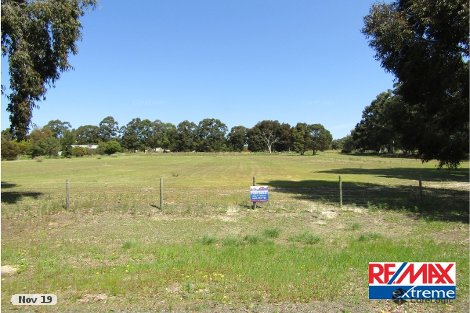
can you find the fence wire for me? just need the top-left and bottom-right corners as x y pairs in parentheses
(3, 178), (468, 221)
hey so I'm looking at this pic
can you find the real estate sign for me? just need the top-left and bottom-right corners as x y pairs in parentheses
(250, 186), (269, 202)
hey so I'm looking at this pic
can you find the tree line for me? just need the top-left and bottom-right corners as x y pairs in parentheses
(333, 87), (468, 169)
(1, 117), (333, 160)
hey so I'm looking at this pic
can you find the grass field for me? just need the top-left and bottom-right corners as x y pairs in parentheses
(1, 151), (469, 312)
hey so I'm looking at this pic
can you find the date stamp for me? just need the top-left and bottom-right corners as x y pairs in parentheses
(11, 294), (57, 305)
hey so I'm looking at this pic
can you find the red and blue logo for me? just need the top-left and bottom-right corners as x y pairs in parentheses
(369, 262), (456, 300)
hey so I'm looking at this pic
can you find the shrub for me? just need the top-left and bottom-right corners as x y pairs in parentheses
(1, 138), (20, 160)
(29, 129), (60, 158)
(72, 146), (90, 157)
(98, 140), (122, 155)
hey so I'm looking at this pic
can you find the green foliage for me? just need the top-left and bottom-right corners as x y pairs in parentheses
(98, 116), (119, 142)
(352, 91), (401, 153)
(247, 120), (282, 153)
(292, 123), (312, 155)
(72, 146), (91, 157)
(29, 128), (60, 158)
(16, 140), (32, 155)
(120, 118), (149, 152)
(149, 120), (177, 151)
(310, 124), (332, 154)
(60, 130), (75, 158)
(1, 0), (96, 140)
(43, 120), (72, 139)
(1, 135), (20, 160)
(292, 123), (332, 155)
(363, 0), (469, 167)
(175, 120), (198, 152)
(340, 135), (356, 153)
(5, 117), (336, 156)
(196, 118), (228, 152)
(98, 140), (122, 155)
(331, 137), (347, 151)
(275, 123), (293, 152)
(75, 125), (100, 145)
(228, 126), (248, 151)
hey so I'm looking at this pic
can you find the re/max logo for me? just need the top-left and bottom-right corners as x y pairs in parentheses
(369, 262), (455, 285)
(368, 262), (456, 300)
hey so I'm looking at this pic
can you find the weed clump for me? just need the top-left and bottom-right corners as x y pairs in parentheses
(358, 233), (383, 241)
(289, 232), (321, 245)
(200, 235), (217, 245)
(122, 240), (137, 249)
(262, 228), (280, 238)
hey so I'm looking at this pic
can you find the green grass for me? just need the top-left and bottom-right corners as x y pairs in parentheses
(350, 222), (361, 231)
(200, 235), (217, 245)
(1, 152), (468, 312)
(357, 232), (383, 242)
(262, 227), (281, 238)
(288, 231), (321, 245)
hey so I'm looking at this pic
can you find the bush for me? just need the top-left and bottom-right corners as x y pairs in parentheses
(16, 140), (32, 155)
(1, 138), (20, 160)
(98, 140), (122, 155)
(72, 146), (90, 157)
(29, 131), (60, 158)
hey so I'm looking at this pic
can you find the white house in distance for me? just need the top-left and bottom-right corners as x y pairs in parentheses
(71, 144), (99, 150)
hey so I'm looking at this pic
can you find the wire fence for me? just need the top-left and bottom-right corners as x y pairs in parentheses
(3, 176), (468, 222)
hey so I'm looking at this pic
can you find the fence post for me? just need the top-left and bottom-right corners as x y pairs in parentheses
(252, 176), (256, 209)
(160, 176), (164, 209)
(339, 175), (343, 208)
(66, 179), (70, 210)
(418, 176), (423, 202)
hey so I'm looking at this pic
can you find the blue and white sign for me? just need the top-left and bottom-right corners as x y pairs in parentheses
(250, 186), (269, 202)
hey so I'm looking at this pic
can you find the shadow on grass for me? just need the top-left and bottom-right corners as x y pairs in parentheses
(2, 181), (42, 204)
(261, 179), (469, 223)
(1, 181), (17, 189)
(317, 167), (469, 182)
(1, 191), (43, 204)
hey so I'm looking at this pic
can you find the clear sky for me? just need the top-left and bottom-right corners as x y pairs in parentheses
(1, 0), (394, 139)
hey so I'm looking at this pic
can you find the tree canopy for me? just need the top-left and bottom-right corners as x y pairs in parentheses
(248, 120), (282, 153)
(352, 91), (401, 153)
(1, 0), (96, 140)
(228, 126), (248, 152)
(363, 0), (469, 167)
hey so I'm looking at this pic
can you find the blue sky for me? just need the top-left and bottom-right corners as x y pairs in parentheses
(1, 0), (394, 139)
